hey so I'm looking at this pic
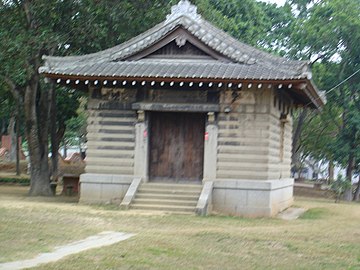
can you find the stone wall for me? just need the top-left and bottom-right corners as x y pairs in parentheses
(216, 86), (293, 181)
(85, 106), (136, 175)
(217, 87), (274, 180)
(269, 88), (293, 179)
(211, 86), (294, 216)
(80, 93), (137, 204)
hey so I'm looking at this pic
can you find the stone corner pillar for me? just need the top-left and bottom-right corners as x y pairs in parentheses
(134, 110), (149, 182)
(203, 112), (218, 182)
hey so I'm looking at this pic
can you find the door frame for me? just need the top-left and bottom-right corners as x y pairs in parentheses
(148, 111), (205, 182)
(133, 110), (217, 183)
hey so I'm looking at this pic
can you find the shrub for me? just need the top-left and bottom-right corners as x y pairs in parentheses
(0, 177), (30, 185)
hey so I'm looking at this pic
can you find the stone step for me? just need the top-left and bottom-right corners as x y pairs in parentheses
(135, 193), (199, 201)
(129, 182), (202, 214)
(140, 183), (201, 191)
(143, 183), (202, 190)
(137, 188), (201, 196)
(130, 209), (194, 215)
(131, 203), (195, 213)
(133, 198), (197, 207)
(85, 165), (133, 175)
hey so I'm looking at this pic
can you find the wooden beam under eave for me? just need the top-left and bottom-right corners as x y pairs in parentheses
(43, 73), (323, 108)
(42, 73), (308, 85)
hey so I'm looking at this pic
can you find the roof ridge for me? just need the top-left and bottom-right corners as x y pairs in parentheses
(165, 0), (202, 23)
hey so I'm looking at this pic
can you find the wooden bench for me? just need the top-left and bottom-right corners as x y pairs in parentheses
(62, 174), (80, 195)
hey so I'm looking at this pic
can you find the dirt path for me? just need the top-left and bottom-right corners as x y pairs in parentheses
(278, 207), (307, 220)
(0, 231), (135, 270)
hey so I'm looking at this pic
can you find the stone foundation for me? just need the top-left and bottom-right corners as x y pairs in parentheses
(79, 173), (294, 217)
(79, 173), (133, 204)
(211, 178), (294, 217)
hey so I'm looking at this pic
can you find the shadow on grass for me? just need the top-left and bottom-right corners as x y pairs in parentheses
(0, 184), (80, 204)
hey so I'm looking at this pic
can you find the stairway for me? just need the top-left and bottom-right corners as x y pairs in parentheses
(130, 182), (202, 214)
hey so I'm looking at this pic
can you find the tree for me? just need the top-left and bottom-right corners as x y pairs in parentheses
(287, 0), (360, 200)
(0, 1), (71, 195)
(0, 0), (98, 194)
(0, 0), (174, 195)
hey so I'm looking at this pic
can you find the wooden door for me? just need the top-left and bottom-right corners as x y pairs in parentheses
(149, 112), (205, 182)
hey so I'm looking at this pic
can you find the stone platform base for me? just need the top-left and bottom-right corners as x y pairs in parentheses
(79, 174), (293, 217)
(211, 178), (294, 217)
(79, 173), (133, 204)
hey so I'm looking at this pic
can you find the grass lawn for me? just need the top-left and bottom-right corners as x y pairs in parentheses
(0, 186), (359, 270)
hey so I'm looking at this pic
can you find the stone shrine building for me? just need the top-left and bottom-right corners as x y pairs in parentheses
(40, 0), (324, 217)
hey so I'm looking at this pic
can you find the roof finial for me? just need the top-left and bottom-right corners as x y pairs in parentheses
(165, 0), (201, 23)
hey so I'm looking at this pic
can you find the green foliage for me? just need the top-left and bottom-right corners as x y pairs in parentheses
(0, 177), (30, 185)
(193, 0), (294, 52)
(199, 0), (271, 46)
(299, 106), (339, 162)
(55, 88), (82, 128)
(55, 0), (173, 55)
(63, 97), (87, 147)
(288, 0), (360, 61)
(259, 2), (294, 54)
(288, 0), (360, 182)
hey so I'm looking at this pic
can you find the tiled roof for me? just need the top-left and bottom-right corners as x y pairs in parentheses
(39, 0), (324, 107)
(42, 59), (305, 81)
(40, 1), (311, 79)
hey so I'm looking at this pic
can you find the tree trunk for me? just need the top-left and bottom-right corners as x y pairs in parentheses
(24, 76), (52, 196)
(292, 109), (307, 172)
(328, 160), (334, 184)
(49, 83), (65, 183)
(353, 175), (360, 201)
(8, 115), (16, 162)
(343, 154), (355, 201)
(63, 138), (67, 158)
(15, 107), (20, 176)
(50, 124), (66, 182)
(28, 153), (51, 195)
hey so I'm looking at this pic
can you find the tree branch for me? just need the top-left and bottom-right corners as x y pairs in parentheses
(23, 0), (35, 30)
(0, 75), (23, 103)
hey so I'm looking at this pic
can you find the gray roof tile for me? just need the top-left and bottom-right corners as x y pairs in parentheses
(40, 60), (305, 81)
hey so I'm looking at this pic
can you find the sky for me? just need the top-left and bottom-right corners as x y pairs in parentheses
(257, 0), (286, 6)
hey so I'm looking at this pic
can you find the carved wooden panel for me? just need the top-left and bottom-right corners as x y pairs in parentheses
(100, 88), (137, 102)
(148, 89), (207, 103)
